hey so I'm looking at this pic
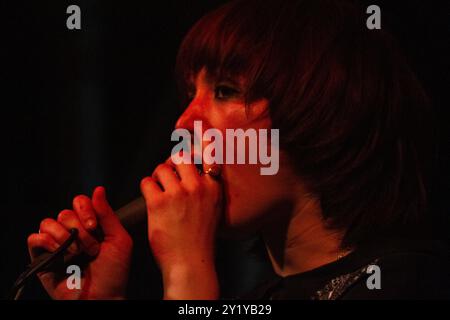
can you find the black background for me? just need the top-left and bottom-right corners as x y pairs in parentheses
(1, 0), (449, 299)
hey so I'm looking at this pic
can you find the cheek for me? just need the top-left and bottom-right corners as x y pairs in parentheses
(207, 98), (270, 131)
(207, 110), (243, 132)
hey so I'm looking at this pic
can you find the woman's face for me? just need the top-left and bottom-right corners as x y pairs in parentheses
(175, 69), (297, 238)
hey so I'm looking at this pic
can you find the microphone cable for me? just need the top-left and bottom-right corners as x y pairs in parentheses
(9, 228), (79, 300)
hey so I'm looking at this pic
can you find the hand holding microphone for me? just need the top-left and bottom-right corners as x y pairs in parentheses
(141, 158), (223, 300)
(27, 187), (133, 300)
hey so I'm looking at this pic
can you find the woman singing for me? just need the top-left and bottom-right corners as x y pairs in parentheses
(27, 0), (449, 299)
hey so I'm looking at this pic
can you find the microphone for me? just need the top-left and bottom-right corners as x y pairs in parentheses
(114, 196), (147, 229)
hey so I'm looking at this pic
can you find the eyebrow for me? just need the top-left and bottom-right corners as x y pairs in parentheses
(218, 77), (242, 87)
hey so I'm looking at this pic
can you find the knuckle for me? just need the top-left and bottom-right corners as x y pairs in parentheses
(39, 233), (52, 243)
(27, 233), (38, 246)
(155, 163), (172, 176)
(28, 233), (51, 247)
(73, 194), (87, 203)
(141, 176), (149, 184)
(73, 194), (84, 204)
(73, 194), (90, 208)
(39, 218), (54, 230)
(140, 176), (153, 189)
(57, 209), (73, 222)
(154, 164), (165, 174)
(170, 185), (187, 197)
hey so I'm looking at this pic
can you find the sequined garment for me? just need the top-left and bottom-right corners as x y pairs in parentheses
(312, 259), (379, 300)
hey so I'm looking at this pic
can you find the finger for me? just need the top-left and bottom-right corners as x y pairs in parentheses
(91, 186), (127, 239)
(73, 195), (97, 231)
(27, 233), (60, 260)
(165, 156), (199, 183)
(39, 218), (79, 254)
(202, 164), (223, 206)
(57, 210), (100, 256)
(152, 163), (181, 192)
(140, 176), (163, 202)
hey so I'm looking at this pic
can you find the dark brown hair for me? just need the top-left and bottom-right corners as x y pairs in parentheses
(176, 0), (432, 248)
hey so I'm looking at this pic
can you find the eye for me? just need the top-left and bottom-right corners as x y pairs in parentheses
(214, 84), (241, 101)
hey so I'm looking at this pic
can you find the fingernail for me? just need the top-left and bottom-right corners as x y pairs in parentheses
(86, 219), (96, 230)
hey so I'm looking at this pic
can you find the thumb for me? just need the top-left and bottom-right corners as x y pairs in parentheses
(92, 186), (126, 238)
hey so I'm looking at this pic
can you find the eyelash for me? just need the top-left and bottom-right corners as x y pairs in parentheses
(185, 84), (241, 102)
(214, 85), (240, 100)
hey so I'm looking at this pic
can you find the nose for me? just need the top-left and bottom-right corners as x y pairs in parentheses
(175, 99), (203, 132)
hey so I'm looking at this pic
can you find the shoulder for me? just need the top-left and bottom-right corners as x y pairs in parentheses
(341, 240), (450, 299)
